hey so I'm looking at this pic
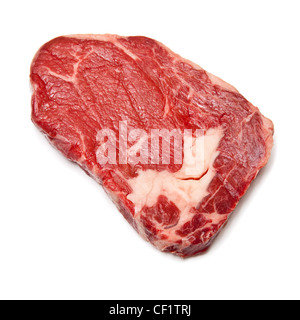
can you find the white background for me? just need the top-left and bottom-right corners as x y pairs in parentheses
(0, 0), (299, 300)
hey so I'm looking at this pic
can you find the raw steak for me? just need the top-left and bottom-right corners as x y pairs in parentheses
(30, 35), (274, 257)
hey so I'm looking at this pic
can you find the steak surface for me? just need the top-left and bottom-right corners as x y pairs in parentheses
(30, 34), (274, 257)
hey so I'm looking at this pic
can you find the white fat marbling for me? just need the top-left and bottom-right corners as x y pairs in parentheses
(127, 127), (223, 215)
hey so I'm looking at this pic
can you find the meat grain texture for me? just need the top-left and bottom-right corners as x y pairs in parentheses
(30, 35), (274, 257)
